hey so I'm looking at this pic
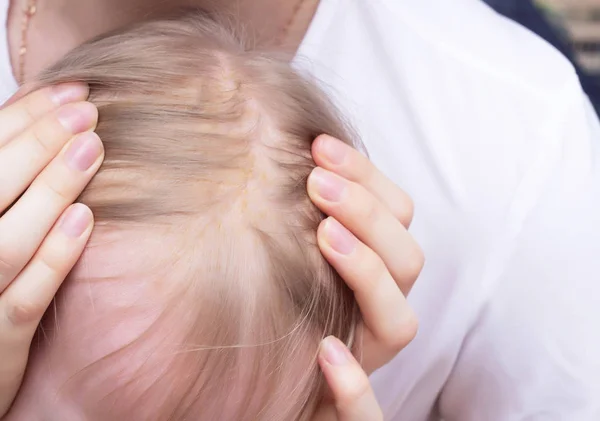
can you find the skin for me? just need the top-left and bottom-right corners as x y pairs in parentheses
(8, 0), (320, 82)
(0, 84), (101, 416)
(1, 0), (424, 419)
(0, 87), (421, 421)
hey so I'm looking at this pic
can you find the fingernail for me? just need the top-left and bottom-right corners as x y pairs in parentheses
(310, 168), (346, 202)
(64, 132), (103, 171)
(319, 135), (348, 165)
(320, 336), (352, 366)
(50, 83), (89, 106)
(59, 204), (92, 238)
(324, 217), (356, 255)
(58, 102), (97, 133)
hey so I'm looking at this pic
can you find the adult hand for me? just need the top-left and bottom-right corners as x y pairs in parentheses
(313, 336), (384, 421)
(0, 84), (103, 416)
(308, 135), (423, 419)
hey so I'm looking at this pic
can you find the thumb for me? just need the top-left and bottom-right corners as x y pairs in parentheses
(317, 336), (384, 421)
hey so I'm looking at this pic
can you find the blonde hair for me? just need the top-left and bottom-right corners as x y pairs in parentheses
(36, 12), (360, 421)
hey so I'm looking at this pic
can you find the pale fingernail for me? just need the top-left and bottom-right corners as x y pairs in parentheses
(319, 135), (348, 165)
(57, 102), (97, 133)
(310, 167), (346, 202)
(59, 204), (92, 238)
(320, 336), (352, 366)
(324, 217), (356, 255)
(64, 132), (103, 171)
(50, 83), (89, 106)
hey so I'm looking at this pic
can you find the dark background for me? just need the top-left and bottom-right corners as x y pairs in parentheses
(484, 0), (600, 114)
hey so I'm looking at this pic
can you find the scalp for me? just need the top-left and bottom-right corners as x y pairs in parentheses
(19, 12), (362, 421)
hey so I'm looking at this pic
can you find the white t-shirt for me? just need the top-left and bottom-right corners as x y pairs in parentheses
(3, 0), (600, 420)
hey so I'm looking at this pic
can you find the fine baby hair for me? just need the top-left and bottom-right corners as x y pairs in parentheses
(24, 11), (361, 421)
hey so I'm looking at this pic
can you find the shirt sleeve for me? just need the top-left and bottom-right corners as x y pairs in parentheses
(437, 80), (600, 420)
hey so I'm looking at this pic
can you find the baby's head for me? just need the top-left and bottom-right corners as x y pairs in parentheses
(7, 12), (360, 421)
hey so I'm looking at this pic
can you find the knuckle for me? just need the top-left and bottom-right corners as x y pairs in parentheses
(385, 310), (419, 352)
(353, 188), (379, 223)
(21, 93), (40, 127)
(29, 121), (54, 156)
(358, 156), (377, 186)
(354, 248), (386, 290)
(0, 245), (21, 278)
(335, 373), (372, 406)
(396, 195), (414, 227)
(3, 259), (63, 327)
(37, 244), (70, 276)
(0, 255), (16, 275)
(28, 108), (70, 157)
(365, 200), (380, 224)
(404, 245), (425, 280)
(35, 174), (74, 205)
(5, 298), (45, 326)
(400, 310), (419, 344)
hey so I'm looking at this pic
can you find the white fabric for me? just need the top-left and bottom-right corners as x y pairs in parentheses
(0, 0), (17, 102)
(299, 1), (600, 419)
(2, 0), (600, 419)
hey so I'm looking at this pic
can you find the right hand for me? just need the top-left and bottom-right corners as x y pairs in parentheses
(309, 135), (421, 375)
(308, 135), (423, 420)
(0, 84), (103, 416)
(313, 336), (385, 421)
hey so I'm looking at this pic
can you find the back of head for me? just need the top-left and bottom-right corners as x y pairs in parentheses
(17, 12), (360, 421)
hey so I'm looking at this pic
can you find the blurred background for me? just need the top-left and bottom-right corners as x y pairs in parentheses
(485, 0), (600, 114)
(539, 0), (600, 74)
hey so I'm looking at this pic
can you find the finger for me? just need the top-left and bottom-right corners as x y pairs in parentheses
(317, 218), (418, 373)
(0, 131), (103, 291)
(1, 86), (27, 110)
(0, 204), (93, 332)
(0, 204), (92, 411)
(308, 168), (424, 295)
(0, 83), (89, 145)
(0, 81), (38, 110)
(318, 336), (384, 421)
(312, 135), (414, 227)
(0, 101), (98, 211)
